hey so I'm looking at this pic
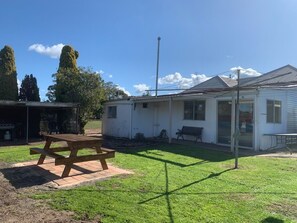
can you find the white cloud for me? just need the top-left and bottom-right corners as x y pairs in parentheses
(116, 85), (131, 96)
(28, 43), (65, 59)
(95, 70), (105, 75)
(158, 72), (210, 89)
(133, 67), (260, 96)
(97, 70), (113, 78)
(133, 84), (150, 94)
(230, 66), (261, 77)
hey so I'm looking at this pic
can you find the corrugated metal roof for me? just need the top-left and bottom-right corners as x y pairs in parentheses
(220, 76), (237, 87)
(105, 65), (297, 104)
(182, 64), (297, 92)
(242, 64), (297, 87)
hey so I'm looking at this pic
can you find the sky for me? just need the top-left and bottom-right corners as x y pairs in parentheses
(1, 0), (297, 100)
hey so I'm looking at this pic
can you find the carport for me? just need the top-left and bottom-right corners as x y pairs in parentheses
(0, 100), (79, 143)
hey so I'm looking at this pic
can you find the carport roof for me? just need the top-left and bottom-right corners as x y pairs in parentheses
(0, 100), (78, 108)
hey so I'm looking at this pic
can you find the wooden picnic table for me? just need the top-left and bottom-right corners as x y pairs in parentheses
(30, 134), (115, 177)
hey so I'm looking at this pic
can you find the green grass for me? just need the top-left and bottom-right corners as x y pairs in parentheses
(0, 139), (296, 222)
(0, 144), (47, 162)
(84, 119), (102, 130)
(28, 144), (297, 223)
(0, 143), (93, 163)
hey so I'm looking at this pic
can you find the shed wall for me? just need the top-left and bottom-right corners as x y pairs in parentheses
(102, 102), (132, 138)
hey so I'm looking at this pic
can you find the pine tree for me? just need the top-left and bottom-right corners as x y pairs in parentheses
(0, 45), (18, 100)
(58, 45), (79, 73)
(19, 74), (40, 101)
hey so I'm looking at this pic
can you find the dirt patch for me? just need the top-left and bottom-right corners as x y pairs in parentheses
(0, 136), (141, 223)
(0, 161), (100, 223)
(267, 201), (297, 221)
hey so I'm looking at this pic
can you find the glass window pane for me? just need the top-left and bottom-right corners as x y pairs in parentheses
(194, 101), (205, 120)
(108, 106), (117, 118)
(184, 101), (193, 120)
(266, 100), (274, 123)
(274, 101), (281, 123)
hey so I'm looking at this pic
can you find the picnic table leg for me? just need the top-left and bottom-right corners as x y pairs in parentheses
(37, 139), (52, 165)
(95, 147), (108, 170)
(61, 148), (78, 177)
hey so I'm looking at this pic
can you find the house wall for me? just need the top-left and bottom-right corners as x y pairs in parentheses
(286, 89), (297, 133)
(102, 87), (297, 151)
(169, 99), (217, 143)
(256, 89), (287, 150)
(102, 101), (132, 138)
(130, 98), (217, 143)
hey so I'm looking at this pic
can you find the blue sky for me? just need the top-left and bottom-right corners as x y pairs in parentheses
(1, 0), (297, 100)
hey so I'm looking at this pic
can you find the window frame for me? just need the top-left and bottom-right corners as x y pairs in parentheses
(183, 100), (206, 121)
(266, 99), (281, 123)
(107, 106), (117, 119)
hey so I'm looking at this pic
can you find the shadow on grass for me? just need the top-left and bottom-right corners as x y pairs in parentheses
(137, 163), (234, 223)
(102, 137), (266, 165)
(261, 217), (284, 223)
(0, 165), (55, 189)
(61, 165), (297, 223)
(109, 142), (235, 168)
(139, 165), (234, 204)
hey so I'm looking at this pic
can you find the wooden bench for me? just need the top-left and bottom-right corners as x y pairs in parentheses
(176, 126), (203, 142)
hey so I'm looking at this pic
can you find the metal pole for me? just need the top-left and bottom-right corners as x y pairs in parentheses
(168, 97), (172, 143)
(230, 91), (235, 152)
(234, 69), (240, 169)
(26, 106), (29, 144)
(155, 37), (161, 97)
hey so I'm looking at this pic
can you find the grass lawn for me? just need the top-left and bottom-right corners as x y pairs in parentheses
(1, 143), (296, 222)
(84, 119), (102, 130)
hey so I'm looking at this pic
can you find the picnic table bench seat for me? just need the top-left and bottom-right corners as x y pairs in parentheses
(30, 147), (115, 166)
(30, 147), (65, 159)
(176, 126), (203, 142)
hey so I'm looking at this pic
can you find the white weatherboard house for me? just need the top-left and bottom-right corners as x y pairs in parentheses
(102, 65), (297, 151)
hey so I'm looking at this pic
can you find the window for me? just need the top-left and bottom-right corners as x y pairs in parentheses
(267, 100), (281, 123)
(107, 106), (117, 118)
(184, 100), (205, 120)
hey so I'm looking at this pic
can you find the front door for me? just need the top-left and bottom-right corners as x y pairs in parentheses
(238, 101), (254, 148)
(217, 100), (254, 148)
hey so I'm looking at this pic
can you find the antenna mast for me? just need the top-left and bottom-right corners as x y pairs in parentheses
(155, 37), (161, 97)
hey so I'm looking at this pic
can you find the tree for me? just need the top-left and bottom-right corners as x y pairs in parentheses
(47, 45), (127, 130)
(47, 45), (103, 132)
(0, 45), (18, 100)
(103, 81), (129, 100)
(58, 45), (79, 73)
(92, 81), (129, 118)
(19, 74), (40, 101)
(49, 67), (103, 132)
